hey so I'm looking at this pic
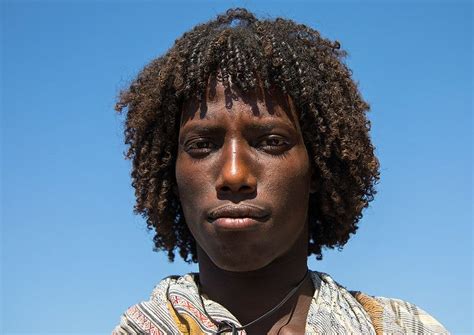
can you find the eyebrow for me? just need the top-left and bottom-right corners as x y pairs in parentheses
(179, 120), (298, 143)
(178, 125), (226, 143)
(245, 122), (295, 133)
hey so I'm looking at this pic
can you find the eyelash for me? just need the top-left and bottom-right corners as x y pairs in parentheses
(185, 139), (218, 154)
(184, 136), (290, 156)
(258, 136), (289, 149)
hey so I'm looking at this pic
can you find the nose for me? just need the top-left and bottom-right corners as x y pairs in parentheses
(215, 139), (257, 196)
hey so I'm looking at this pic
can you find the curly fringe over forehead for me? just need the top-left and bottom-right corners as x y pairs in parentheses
(115, 8), (380, 263)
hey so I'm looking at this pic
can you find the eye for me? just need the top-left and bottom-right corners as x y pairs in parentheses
(261, 137), (286, 147)
(184, 138), (218, 156)
(257, 135), (291, 154)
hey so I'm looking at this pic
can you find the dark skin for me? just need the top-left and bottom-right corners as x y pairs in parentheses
(175, 77), (316, 334)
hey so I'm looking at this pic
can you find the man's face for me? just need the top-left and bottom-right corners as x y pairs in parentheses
(176, 79), (313, 271)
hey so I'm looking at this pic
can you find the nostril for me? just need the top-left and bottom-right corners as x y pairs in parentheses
(220, 186), (231, 192)
(239, 185), (254, 193)
(218, 184), (255, 194)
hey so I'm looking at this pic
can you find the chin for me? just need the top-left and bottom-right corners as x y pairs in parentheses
(209, 247), (276, 272)
(218, 261), (269, 272)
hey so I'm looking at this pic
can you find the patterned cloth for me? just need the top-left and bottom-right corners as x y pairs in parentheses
(112, 271), (448, 334)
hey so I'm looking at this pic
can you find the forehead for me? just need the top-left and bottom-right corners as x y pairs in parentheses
(180, 76), (299, 127)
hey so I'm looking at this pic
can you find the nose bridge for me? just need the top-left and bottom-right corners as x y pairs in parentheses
(229, 138), (240, 176)
(217, 136), (256, 194)
(222, 137), (248, 180)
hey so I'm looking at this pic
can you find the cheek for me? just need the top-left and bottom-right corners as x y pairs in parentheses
(269, 156), (310, 190)
(175, 153), (200, 213)
(175, 152), (215, 235)
(175, 152), (218, 250)
(267, 149), (311, 218)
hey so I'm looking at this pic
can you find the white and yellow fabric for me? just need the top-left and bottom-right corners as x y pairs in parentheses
(112, 271), (448, 334)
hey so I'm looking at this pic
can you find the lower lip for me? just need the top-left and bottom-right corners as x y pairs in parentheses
(211, 217), (266, 230)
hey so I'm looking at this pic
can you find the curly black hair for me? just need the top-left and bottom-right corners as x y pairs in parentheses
(115, 8), (380, 263)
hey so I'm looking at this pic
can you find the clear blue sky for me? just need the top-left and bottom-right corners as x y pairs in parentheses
(1, 1), (472, 334)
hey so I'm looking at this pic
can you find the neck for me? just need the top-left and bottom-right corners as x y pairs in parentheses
(196, 231), (313, 333)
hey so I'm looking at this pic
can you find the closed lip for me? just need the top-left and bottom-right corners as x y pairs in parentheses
(207, 204), (270, 222)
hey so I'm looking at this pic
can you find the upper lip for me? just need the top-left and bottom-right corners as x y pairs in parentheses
(207, 204), (270, 221)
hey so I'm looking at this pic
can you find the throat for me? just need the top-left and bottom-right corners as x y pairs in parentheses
(196, 246), (314, 331)
(199, 270), (315, 335)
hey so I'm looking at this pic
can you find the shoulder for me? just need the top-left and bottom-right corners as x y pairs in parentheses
(111, 274), (196, 335)
(313, 271), (449, 334)
(351, 288), (448, 333)
(352, 292), (449, 334)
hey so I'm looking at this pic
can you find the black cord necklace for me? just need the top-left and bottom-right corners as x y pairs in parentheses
(197, 269), (310, 335)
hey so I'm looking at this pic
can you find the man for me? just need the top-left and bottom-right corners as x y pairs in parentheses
(113, 8), (447, 334)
